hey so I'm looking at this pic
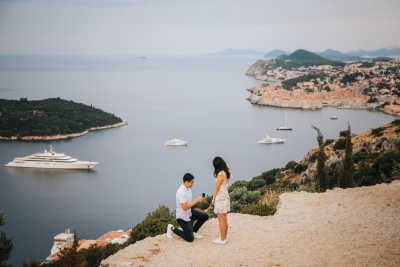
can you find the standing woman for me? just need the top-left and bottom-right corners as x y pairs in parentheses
(211, 156), (231, 245)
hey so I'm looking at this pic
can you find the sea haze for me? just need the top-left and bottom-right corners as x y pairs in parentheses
(0, 55), (396, 264)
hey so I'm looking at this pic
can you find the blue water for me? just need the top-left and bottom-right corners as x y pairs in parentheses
(0, 55), (396, 265)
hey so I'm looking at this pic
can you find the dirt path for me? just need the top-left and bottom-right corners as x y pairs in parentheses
(101, 181), (400, 267)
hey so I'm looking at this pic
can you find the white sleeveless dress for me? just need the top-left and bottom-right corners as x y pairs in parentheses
(214, 170), (231, 214)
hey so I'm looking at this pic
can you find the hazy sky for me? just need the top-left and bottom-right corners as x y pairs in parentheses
(0, 0), (399, 55)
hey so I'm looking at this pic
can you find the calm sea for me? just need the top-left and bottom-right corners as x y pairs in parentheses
(0, 55), (395, 265)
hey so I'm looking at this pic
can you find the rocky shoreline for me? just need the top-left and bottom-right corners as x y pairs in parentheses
(0, 121), (127, 141)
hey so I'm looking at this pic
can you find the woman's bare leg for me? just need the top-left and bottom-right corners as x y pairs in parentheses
(217, 213), (228, 241)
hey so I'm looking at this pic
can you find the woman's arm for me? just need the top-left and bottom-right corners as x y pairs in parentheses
(211, 173), (225, 205)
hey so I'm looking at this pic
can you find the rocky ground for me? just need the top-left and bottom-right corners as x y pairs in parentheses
(100, 180), (400, 267)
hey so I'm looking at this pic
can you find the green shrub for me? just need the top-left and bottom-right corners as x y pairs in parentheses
(296, 181), (317, 193)
(243, 190), (262, 204)
(285, 160), (298, 170)
(353, 149), (368, 163)
(294, 164), (307, 173)
(247, 177), (266, 190)
(261, 168), (281, 185)
(129, 218), (176, 244)
(240, 204), (272, 216)
(265, 175), (276, 185)
(230, 201), (242, 213)
(324, 139), (334, 146)
(371, 127), (385, 136)
(333, 138), (346, 150)
(391, 119), (400, 125)
(228, 180), (249, 192)
(229, 186), (261, 211)
(309, 151), (318, 162)
(339, 130), (347, 137)
(327, 161), (340, 189)
(145, 204), (175, 220)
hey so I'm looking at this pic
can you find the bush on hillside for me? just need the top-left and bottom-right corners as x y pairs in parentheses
(353, 148), (368, 163)
(129, 218), (176, 244)
(229, 186), (261, 212)
(260, 168), (282, 185)
(247, 177), (266, 190)
(294, 164), (308, 173)
(228, 180), (249, 193)
(391, 119), (400, 125)
(339, 130), (347, 137)
(285, 160), (298, 170)
(371, 127), (385, 136)
(324, 139), (334, 146)
(333, 138), (346, 150)
(145, 204), (175, 220)
(309, 151), (318, 163)
(240, 204), (274, 216)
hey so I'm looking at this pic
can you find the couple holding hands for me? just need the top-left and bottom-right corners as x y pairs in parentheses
(166, 156), (231, 245)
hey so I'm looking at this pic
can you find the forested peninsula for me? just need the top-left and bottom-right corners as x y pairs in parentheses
(0, 98), (126, 140)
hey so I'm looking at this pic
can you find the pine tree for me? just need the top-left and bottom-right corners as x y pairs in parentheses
(338, 123), (355, 188)
(0, 211), (13, 267)
(59, 230), (86, 267)
(311, 125), (328, 192)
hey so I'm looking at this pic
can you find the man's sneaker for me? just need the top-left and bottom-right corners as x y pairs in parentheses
(166, 224), (173, 239)
(193, 232), (202, 239)
(213, 238), (227, 245)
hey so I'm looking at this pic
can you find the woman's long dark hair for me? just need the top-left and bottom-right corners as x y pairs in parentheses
(213, 156), (230, 179)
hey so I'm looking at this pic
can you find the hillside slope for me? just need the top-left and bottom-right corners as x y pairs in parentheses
(101, 181), (400, 267)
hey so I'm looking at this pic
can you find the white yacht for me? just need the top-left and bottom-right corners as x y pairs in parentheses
(5, 144), (98, 170)
(277, 111), (293, 131)
(165, 138), (187, 146)
(258, 135), (285, 144)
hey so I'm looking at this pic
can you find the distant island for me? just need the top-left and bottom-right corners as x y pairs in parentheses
(263, 46), (400, 61)
(0, 98), (127, 140)
(246, 49), (400, 113)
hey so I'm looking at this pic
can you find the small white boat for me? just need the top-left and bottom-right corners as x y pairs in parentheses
(4, 144), (98, 169)
(165, 138), (187, 146)
(277, 111), (292, 130)
(331, 110), (338, 120)
(258, 135), (285, 144)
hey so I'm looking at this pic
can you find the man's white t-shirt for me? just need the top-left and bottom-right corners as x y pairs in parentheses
(176, 184), (192, 221)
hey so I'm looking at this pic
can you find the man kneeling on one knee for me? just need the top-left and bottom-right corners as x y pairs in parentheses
(166, 173), (208, 242)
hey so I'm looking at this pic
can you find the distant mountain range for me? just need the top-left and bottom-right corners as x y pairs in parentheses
(275, 49), (345, 69)
(264, 46), (400, 61)
(263, 50), (291, 58)
(205, 48), (265, 56)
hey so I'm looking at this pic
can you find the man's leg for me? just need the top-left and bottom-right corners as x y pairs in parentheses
(191, 209), (209, 233)
(173, 219), (194, 242)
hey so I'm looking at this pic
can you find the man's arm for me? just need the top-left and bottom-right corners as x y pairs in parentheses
(180, 196), (204, 210)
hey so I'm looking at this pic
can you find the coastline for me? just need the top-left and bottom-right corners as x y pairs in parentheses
(246, 84), (400, 116)
(0, 121), (127, 141)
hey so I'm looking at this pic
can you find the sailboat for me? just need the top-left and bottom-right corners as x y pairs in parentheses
(331, 110), (338, 120)
(277, 111), (292, 130)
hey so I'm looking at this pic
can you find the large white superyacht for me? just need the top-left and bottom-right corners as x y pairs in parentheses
(165, 138), (187, 146)
(5, 144), (98, 170)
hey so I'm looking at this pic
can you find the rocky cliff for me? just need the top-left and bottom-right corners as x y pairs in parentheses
(100, 181), (400, 267)
(294, 121), (400, 185)
(245, 59), (275, 81)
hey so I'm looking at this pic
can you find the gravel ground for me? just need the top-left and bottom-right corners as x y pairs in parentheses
(101, 180), (400, 267)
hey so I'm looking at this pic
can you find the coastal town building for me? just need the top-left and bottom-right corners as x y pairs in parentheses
(247, 58), (400, 115)
(45, 229), (130, 263)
